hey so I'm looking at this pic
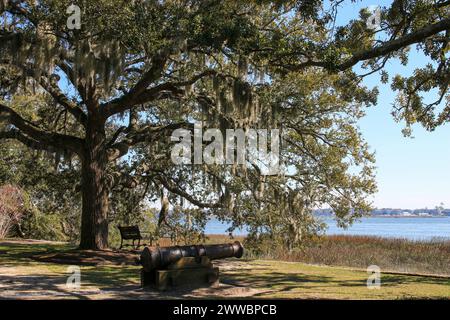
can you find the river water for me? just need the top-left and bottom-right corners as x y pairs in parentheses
(205, 216), (450, 240)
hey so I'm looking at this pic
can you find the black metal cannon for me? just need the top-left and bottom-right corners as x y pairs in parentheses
(139, 241), (244, 290)
(140, 241), (244, 271)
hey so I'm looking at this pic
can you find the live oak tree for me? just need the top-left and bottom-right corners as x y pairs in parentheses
(0, 0), (448, 249)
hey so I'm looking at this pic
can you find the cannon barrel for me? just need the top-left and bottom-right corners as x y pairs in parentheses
(140, 241), (244, 272)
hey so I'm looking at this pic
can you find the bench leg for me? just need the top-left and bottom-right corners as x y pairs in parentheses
(120, 238), (123, 250)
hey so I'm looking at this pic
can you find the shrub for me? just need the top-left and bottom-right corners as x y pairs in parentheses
(0, 184), (27, 238)
(24, 211), (69, 242)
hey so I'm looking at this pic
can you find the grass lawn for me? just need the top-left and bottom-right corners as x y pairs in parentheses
(221, 260), (450, 299)
(0, 240), (448, 300)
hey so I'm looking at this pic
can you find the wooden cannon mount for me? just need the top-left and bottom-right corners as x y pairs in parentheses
(139, 241), (244, 291)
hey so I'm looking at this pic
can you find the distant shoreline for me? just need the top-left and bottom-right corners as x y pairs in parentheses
(315, 215), (450, 218)
(370, 215), (448, 218)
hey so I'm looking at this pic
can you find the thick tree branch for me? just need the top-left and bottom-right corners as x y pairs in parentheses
(37, 77), (87, 127)
(103, 69), (217, 117)
(337, 18), (450, 71)
(156, 175), (223, 209)
(106, 122), (193, 161)
(102, 53), (169, 117)
(289, 18), (450, 72)
(0, 128), (56, 152)
(0, 56), (88, 127)
(0, 104), (84, 155)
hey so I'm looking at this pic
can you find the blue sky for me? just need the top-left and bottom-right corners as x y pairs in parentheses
(337, 1), (450, 209)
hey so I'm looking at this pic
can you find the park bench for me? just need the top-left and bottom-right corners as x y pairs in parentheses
(117, 225), (148, 250)
(117, 225), (181, 249)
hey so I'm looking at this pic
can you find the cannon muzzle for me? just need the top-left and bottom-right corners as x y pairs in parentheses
(140, 241), (244, 272)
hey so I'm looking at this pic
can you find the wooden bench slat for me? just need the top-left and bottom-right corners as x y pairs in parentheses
(118, 225), (144, 249)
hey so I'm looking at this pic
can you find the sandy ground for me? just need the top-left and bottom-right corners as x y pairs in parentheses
(0, 240), (263, 300)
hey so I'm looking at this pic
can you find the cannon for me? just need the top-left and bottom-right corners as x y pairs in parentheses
(140, 241), (244, 271)
(139, 241), (244, 290)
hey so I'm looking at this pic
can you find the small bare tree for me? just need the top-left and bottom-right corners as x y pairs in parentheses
(0, 185), (26, 239)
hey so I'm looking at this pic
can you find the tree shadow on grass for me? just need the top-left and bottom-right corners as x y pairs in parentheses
(0, 272), (93, 300)
(380, 274), (450, 287)
(82, 265), (140, 288)
(0, 241), (73, 266)
(0, 241), (140, 267)
(223, 272), (334, 290)
(0, 263), (153, 300)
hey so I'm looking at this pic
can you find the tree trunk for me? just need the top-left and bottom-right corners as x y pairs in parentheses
(79, 122), (109, 250)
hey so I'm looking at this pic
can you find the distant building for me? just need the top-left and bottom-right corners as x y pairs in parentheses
(417, 212), (431, 217)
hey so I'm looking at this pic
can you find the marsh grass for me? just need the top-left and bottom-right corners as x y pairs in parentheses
(245, 235), (450, 276)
